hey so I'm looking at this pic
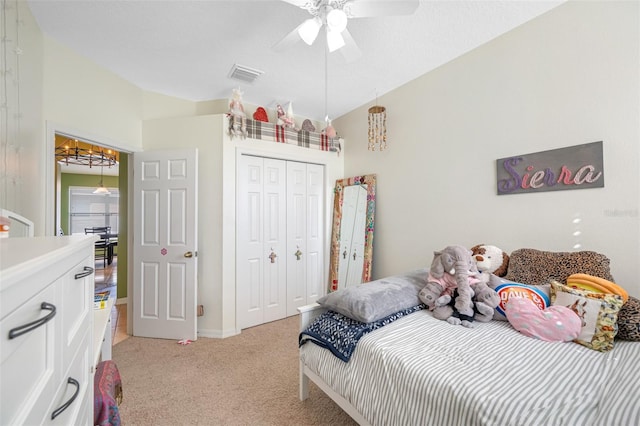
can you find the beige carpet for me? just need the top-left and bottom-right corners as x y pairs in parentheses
(112, 315), (357, 425)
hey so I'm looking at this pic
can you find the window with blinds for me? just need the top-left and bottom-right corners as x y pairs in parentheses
(69, 186), (119, 234)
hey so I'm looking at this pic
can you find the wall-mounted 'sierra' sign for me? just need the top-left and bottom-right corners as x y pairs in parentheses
(496, 141), (604, 195)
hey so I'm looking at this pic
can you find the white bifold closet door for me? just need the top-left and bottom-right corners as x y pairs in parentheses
(237, 155), (324, 330)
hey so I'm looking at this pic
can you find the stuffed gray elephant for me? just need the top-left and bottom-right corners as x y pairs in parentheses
(418, 245), (476, 323)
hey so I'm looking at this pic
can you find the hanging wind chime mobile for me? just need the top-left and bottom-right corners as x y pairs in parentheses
(368, 94), (387, 151)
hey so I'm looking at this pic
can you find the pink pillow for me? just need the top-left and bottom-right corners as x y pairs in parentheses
(505, 297), (581, 342)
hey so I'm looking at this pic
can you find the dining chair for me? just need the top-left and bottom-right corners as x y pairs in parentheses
(85, 226), (111, 268)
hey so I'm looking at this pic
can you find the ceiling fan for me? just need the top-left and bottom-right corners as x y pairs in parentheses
(274, 0), (420, 61)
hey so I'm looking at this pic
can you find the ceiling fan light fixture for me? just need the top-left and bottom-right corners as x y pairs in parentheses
(326, 28), (345, 52)
(326, 8), (348, 33)
(298, 17), (322, 45)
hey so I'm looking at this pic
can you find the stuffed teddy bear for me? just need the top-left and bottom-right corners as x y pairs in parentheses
(470, 244), (509, 284)
(468, 244), (507, 322)
(419, 245), (476, 325)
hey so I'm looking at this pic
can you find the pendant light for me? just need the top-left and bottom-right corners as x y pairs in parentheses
(93, 163), (111, 195)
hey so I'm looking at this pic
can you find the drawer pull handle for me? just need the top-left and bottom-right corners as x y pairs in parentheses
(51, 377), (80, 420)
(74, 266), (94, 279)
(8, 302), (57, 340)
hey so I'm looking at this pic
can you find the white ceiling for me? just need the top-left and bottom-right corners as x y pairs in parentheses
(27, 0), (565, 122)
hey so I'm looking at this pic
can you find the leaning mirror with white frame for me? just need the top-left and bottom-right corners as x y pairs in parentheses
(328, 174), (376, 292)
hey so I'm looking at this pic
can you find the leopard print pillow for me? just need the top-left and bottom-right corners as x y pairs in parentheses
(504, 248), (614, 286)
(617, 296), (640, 341)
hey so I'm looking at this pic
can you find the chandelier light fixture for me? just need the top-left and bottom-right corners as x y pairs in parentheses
(55, 139), (117, 168)
(368, 104), (387, 151)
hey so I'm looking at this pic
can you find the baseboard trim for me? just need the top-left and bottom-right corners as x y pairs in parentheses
(197, 328), (240, 339)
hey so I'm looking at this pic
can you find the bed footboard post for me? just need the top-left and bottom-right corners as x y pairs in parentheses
(299, 361), (310, 401)
(297, 303), (326, 401)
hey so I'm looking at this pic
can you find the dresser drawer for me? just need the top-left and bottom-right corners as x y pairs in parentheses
(0, 283), (59, 425)
(45, 328), (92, 425)
(60, 255), (94, 367)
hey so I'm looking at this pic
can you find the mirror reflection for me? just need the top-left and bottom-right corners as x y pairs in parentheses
(329, 174), (376, 292)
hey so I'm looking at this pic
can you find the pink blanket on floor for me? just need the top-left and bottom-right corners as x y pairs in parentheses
(94, 360), (122, 425)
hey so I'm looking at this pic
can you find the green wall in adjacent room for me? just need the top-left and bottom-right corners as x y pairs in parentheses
(60, 164), (128, 300)
(117, 154), (128, 299)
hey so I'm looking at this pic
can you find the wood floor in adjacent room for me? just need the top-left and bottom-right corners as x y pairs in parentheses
(94, 256), (128, 344)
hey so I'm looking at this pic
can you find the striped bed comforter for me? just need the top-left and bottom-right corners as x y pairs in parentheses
(300, 309), (640, 426)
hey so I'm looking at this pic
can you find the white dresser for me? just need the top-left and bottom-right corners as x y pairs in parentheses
(1, 236), (96, 425)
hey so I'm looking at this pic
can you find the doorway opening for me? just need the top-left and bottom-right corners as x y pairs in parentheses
(50, 130), (131, 343)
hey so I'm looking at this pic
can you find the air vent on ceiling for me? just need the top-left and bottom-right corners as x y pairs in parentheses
(228, 64), (264, 84)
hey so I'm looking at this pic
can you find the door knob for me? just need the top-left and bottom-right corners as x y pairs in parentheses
(184, 251), (193, 258)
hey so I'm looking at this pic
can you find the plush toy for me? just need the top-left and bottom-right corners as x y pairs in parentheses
(253, 106), (268, 122)
(419, 245), (476, 326)
(228, 88), (247, 139)
(469, 244), (507, 322)
(469, 279), (500, 323)
(432, 287), (478, 327)
(431, 260), (495, 327)
(276, 103), (296, 130)
(322, 119), (337, 138)
(470, 244), (509, 284)
(301, 119), (315, 132)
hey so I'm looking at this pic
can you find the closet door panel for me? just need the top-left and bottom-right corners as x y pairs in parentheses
(286, 161), (307, 316)
(237, 155), (266, 329)
(238, 155), (325, 328)
(262, 159), (287, 323)
(305, 163), (324, 303)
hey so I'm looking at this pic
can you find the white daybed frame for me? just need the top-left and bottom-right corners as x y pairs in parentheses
(298, 303), (371, 426)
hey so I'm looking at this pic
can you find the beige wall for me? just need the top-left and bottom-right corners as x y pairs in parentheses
(335, 0), (640, 296)
(43, 38), (144, 152)
(0, 0), (44, 228)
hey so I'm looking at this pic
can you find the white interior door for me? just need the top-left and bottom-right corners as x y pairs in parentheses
(237, 155), (286, 329)
(133, 148), (198, 340)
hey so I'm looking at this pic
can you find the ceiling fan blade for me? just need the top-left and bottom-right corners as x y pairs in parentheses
(345, 0), (420, 18)
(272, 23), (304, 52)
(338, 28), (362, 63)
(280, 0), (310, 7)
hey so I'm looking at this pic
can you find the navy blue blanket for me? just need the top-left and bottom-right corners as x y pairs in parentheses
(299, 304), (426, 362)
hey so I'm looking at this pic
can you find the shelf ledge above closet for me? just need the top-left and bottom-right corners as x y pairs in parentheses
(227, 116), (342, 154)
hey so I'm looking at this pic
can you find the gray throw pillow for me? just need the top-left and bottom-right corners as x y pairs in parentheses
(318, 269), (427, 323)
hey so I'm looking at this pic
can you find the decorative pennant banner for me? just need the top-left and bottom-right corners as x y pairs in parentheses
(496, 141), (604, 195)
